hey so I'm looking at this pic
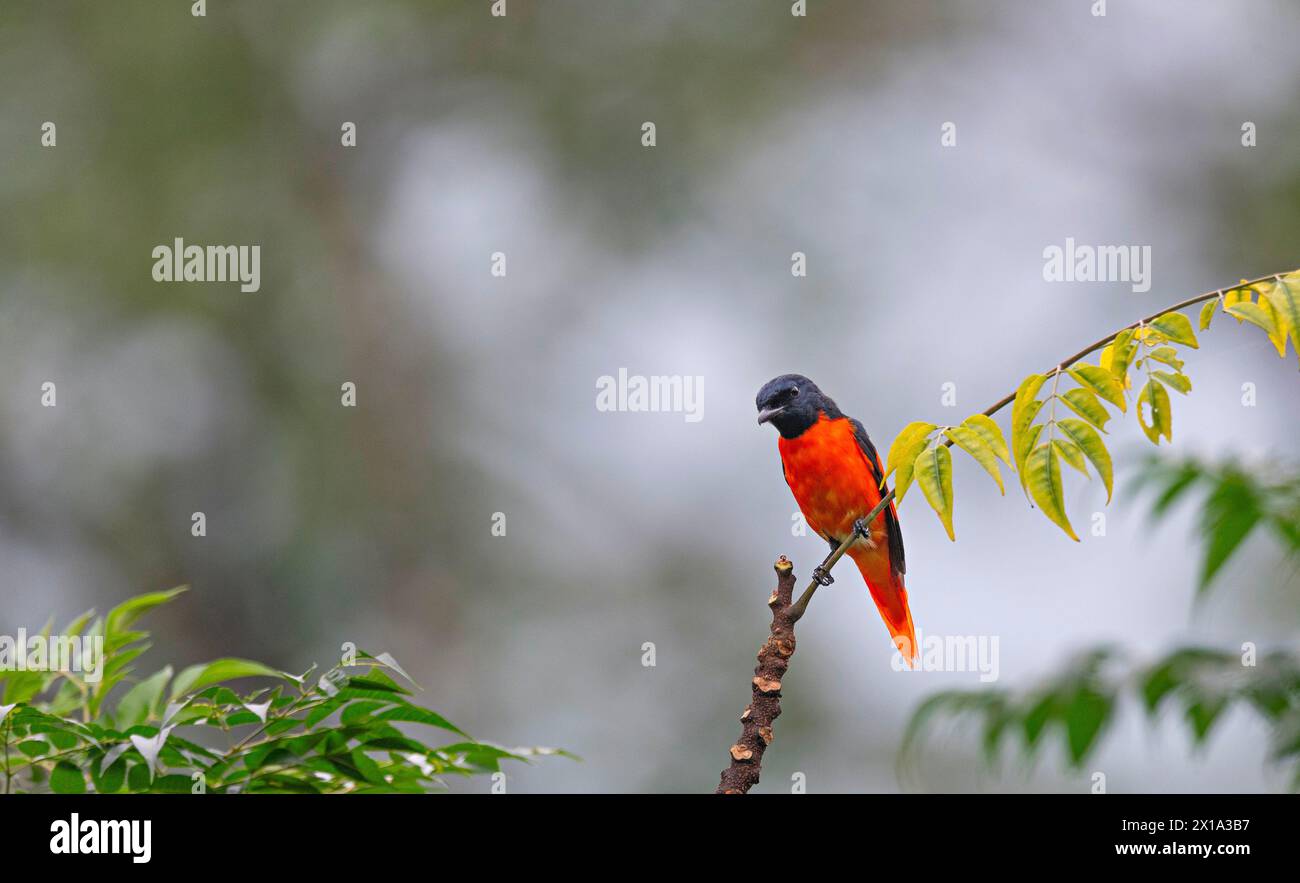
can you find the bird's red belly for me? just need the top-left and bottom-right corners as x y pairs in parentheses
(778, 417), (882, 541)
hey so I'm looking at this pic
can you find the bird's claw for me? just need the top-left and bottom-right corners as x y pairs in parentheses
(811, 566), (835, 587)
(853, 518), (871, 540)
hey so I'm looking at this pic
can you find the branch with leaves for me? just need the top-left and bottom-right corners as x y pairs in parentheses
(719, 267), (1298, 792)
(0, 589), (570, 793)
(887, 269), (1300, 543)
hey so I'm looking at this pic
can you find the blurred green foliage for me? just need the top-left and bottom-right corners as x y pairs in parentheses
(0, 589), (569, 793)
(902, 455), (1300, 788)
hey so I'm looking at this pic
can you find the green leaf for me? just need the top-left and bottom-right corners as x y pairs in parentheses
(1142, 659), (1182, 713)
(885, 421), (937, 504)
(1022, 693), (1058, 748)
(104, 587), (187, 644)
(91, 757), (127, 794)
(1056, 418), (1114, 503)
(944, 425), (1004, 494)
(1198, 299), (1217, 330)
(371, 703), (468, 736)
(1198, 474), (1261, 593)
(1067, 364), (1126, 413)
(1065, 688), (1113, 766)
(1150, 312), (1199, 349)
(1186, 697), (1229, 743)
(1060, 387), (1111, 431)
(17, 739), (50, 758)
(961, 414), (1012, 465)
(1025, 443), (1079, 541)
(914, 444), (955, 541)
(62, 609), (96, 639)
(340, 700), (388, 725)
(1148, 463), (1201, 515)
(115, 666), (172, 729)
(1152, 370), (1192, 394)
(1136, 380), (1172, 444)
(50, 761), (87, 794)
(170, 658), (288, 700)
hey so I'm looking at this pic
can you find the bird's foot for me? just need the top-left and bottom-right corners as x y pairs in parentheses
(852, 518), (872, 540)
(811, 565), (835, 587)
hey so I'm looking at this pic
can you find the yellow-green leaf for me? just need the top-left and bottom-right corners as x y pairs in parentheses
(914, 443), (955, 541)
(1016, 423), (1044, 494)
(1056, 417), (1114, 502)
(1151, 370), (1191, 395)
(1137, 380), (1172, 445)
(886, 421), (937, 503)
(1101, 329), (1137, 384)
(1011, 374), (1046, 477)
(961, 413), (1011, 466)
(1262, 274), (1300, 362)
(1198, 299), (1217, 330)
(1225, 301), (1286, 358)
(1150, 312), (1199, 349)
(1067, 364), (1127, 413)
(1052, 438), (1089, 476)
(1223, 285), (1252, 321)
(1012, 375), (1046, 434)
(1025, 443), (1079, 541)
(945, 425), (1004, 495)
(1060, 387), (1111, 431)
(1014, 403), (1044, 487)
(1146, 347), (1184, 372)
(1255, 289), (1291, 358)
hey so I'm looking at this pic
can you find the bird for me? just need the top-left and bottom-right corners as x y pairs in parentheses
(756, 374), (916, 663)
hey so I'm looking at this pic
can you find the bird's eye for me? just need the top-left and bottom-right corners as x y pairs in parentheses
(788, 387), (800, 398)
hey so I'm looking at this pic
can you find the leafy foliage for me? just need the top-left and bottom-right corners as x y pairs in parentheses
(884, 271), (1300, 541)
(902, 456), (1300, 787)
(1134, 455), (1300, 594)
(901, 646), (1300, 786)
(0, 590), (569, 793)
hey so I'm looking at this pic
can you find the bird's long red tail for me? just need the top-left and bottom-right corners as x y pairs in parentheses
(847, 545), (917, 666)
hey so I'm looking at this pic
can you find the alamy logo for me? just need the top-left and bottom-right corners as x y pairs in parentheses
(1042, 237), (1151, 293)
(0, 630), (103, 683)
(890, 630), (1000, 682)
(50, 814), (151, 864)
(595, 368), (704, 423)
(151, 238), (261, 292)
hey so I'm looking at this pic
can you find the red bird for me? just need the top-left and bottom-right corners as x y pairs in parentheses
(756, 374), (916, 662)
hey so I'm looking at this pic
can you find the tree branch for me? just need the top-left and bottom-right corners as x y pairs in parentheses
(716, 268), (1294, 793)
(715, 557), (798, 794)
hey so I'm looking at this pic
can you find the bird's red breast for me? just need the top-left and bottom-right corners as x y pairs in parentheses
(778, 413), (887, 543)
(778, 412), (916, 661)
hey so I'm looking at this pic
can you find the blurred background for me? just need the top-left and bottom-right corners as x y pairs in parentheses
(2, 0), (1298, 792)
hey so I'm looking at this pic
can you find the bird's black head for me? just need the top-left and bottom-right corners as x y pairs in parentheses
(755, 374), (842, 438)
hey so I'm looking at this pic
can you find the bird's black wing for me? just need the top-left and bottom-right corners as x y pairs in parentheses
(849, 418), (906, 579)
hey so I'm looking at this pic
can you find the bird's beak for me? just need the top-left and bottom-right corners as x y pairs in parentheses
(756, 406), (783, 425)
